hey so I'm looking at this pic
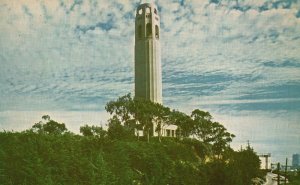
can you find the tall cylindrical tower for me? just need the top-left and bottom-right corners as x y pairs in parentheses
(135, 3), (162, 104)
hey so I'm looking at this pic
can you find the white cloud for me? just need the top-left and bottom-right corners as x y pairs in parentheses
(1, 0), (299, 108)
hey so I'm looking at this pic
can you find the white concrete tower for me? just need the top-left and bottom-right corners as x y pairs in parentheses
(135, 3), (162, 103)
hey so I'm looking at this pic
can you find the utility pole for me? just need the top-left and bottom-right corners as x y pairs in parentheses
(277, 162), (280, 185)
(285, 158), (287, 185)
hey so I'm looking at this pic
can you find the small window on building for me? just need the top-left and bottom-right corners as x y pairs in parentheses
(155, 25), (159, 39)
(154, 8), (157, 14)
(138, 8), (143, 15)
(146, 7), (151, 14)
(138, 25), (142, 38)
(146, 23), (152, 37)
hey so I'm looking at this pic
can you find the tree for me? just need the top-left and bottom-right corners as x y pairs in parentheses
(190, 109), (235, 157)
(105, 94), (235, 150)
(105, 94), (133, 126)
(152, 103), (171, 142)
(105, 94), (137, 134)
(190, 109), (213, 142)
(80, 124), (93, 136)
(107, 116), (134, 140)
(80, 124), (107, 138)
(133, 98), (156, 142)
(31, 115), (68, 135)
(227, 143), (261, 185)
(169, 110), (193, 137)
(105, 94), (173, 142)
(210, 122), (235, 157)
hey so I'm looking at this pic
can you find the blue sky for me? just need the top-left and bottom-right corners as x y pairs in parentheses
(0, 0), (300, 164)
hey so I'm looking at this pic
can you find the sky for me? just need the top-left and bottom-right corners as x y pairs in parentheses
(0, 0), (300, 165)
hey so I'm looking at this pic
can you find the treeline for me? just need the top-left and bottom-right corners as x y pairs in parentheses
(0, 94), (262, 185)
(105, 94), (235, 158)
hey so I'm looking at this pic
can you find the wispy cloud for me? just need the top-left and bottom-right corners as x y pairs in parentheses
(1, 0), (299, 110)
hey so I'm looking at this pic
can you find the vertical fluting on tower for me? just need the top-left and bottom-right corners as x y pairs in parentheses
(134, 3), (162, 104)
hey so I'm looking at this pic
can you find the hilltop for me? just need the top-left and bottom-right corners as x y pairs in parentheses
(0, 94), (263, 185)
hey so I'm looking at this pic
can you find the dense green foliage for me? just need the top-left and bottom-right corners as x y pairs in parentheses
(0, 131), (260, 185)
(288, 172), (300, 185)
(0, 95), (262, 185)
(0, 131), (203, 185)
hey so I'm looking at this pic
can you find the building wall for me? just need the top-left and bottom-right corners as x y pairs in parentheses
(292, 154), (300, 168)
(153, 123), (178, 137)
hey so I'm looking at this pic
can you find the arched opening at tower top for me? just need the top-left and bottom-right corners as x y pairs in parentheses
(146, 7), (151, 14)
(138, 8), (143, 15)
